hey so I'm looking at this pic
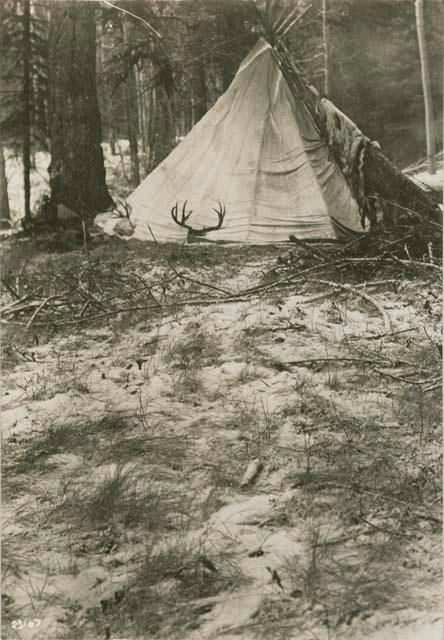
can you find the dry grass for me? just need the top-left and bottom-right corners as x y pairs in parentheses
(259, 363), (442, 632)
(2, 236), (441, 639)
(163, 322), (223, 400)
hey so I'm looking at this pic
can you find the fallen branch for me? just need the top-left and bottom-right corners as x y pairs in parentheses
(0, 294), (30, 314)
(26, 295), (56, 329)
(289, 234), (331, 261)
(309, 278), (391, 333)
(349, 327), (417, 341)
(372, 368), (441, 387)
(1, 277), (21, 299)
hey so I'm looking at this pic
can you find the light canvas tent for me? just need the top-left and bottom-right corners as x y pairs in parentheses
(126, 37), (364, 244)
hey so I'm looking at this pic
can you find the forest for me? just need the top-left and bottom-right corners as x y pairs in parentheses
(1, 2), (443, 640)
(0, 0), (443, 226)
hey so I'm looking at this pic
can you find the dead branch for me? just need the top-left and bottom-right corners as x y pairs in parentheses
(289, 234), (331, 261)
(1, 277), (21, 299)
(308, 278), (391, 332)
(26, 295), (56, 329)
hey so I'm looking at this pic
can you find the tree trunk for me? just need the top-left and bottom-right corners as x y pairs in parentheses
(321, 0), (329, 97)
(23, 0), (31, 223)
(136, 67), (146, 175)
(148, 85), (156, 171)
(0, 3), (11, 226)
(220, 14), (238, 91)
(415, 0), (436, 174)
(192, 61), (207, 123)
(123, 19), (140, 186)
(0, 143), (10, 224)
(48, 1), (114, 216)
(191, 26), (207, 123)
(125, 70), (141, 186)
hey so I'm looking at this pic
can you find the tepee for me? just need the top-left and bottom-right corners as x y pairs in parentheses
(126, 37), (364, 244)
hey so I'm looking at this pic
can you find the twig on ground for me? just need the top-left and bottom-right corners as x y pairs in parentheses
(1, 278), (21, 299)
(309, 278), (391, 333)
(26, 295), (56, 329)
(372, 368), (441, 388)
(289, 234), (331, 261)
(350, 328), (417, 341)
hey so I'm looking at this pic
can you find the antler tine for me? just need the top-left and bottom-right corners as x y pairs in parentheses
(182, 200), (193, 223)
(171, 199), (225, 235)
(212, 201), (226, 222)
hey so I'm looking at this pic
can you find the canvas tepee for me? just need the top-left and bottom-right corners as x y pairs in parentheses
(126, 37), (364, 244)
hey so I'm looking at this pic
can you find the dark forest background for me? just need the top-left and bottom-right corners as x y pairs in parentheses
(1, 0), (443, 217)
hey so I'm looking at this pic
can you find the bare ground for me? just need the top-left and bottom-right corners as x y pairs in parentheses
(1, 237), (442, 640)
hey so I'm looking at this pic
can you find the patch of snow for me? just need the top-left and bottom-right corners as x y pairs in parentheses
(412, 168), (443, 192)
(5, 149), (50, 222)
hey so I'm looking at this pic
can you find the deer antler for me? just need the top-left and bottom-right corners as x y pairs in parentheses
(205, 201), (226, 232)
(171, 200), (194, 231)
(170, 201), (226, 236)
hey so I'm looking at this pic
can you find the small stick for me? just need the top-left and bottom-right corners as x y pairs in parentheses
(26, 295), (56, 329)
(309, 278), (392, 333)
(82, 220), (89, 256)
(0, 295), (29, 314)
(79, 300), (91, 318)
(372, 368), (441, 387)
(1, 277), (20, 299)
(289, 234), (330, 261)
(360, 517), (417, 539)
(391, 256), (441, 271)
(351, 327), (417, 341)
(427, 241), (435, 264)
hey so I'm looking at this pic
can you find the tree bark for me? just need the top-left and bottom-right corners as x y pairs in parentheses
(191, 25), (207, 123)
(48, 1), (114, 216)
(220, 13), (238, 91)
(0, 143), (10, 224)
(23, 0), (31, 223)
(136, 66), (146, 174)
(0, 3), (11, 226)
(125, 69), (141, 186)
(415, 0), (436, 174)
(123, 19), (141, 186)
(321, 0), (329, 97)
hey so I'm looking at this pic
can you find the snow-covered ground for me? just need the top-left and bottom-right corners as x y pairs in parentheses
(412, 168), (443, 193)
(5, 150), (50, 225)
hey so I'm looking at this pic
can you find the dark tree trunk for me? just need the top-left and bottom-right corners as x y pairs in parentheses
(23, 0), (31, 223)
(220, 14), (238, 91)
(0, 4), (10, 226)
(321, 0), (330, 97)
(48, 1), (114, 216)
(0, 143), (10, 224)
(125, 69), (141, 186)
(192, 60), (207, 123)
(191, 26), (207, 123)
(122, 19), (140, 186)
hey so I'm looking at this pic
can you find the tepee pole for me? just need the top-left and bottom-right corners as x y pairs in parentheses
(415, 0), (437, 174)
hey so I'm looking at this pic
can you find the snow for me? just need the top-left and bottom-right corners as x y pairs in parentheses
(412, 168), (443, 193)
(5, 149), (50, 224)
(3, 140), (134, 229)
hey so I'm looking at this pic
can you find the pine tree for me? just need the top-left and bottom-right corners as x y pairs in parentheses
(48, 1), (114, 216)
(1, 0), (49, 222)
